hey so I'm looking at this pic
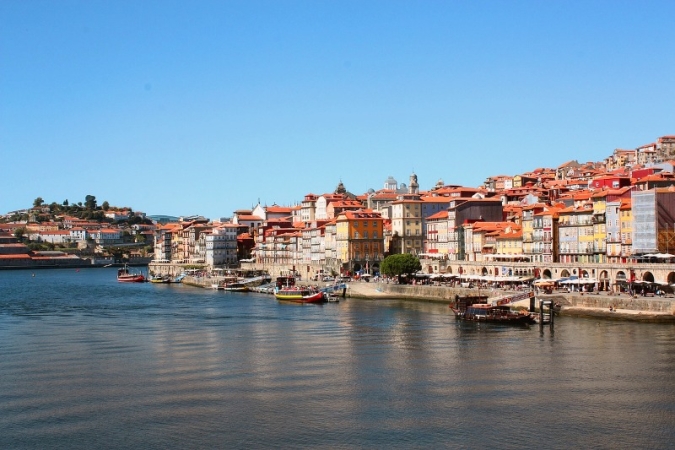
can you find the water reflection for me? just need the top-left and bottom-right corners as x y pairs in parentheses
(0, 269), (674, 449)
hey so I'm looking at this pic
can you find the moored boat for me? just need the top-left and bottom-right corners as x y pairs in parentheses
(149, 274), (170, 283)
(222, 282), (250, 292)
(450, 294), (535, 325)
(274, 286), (325, 303)
(117, 265), (145, 283)
(217, 276), (250, 292)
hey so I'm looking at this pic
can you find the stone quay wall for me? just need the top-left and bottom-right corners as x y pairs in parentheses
(346, 283), (675, 317)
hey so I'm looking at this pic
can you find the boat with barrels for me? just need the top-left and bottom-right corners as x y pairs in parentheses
(450, 294), (535, 325)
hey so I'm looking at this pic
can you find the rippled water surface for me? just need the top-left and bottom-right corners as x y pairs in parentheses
(1, 268), (675, 449)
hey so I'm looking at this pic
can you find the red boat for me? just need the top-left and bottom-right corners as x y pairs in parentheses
(274, 286), (325, 303)
(117, 265), (146, 283)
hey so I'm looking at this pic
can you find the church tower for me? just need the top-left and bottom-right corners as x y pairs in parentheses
(409, 172), (419, 194)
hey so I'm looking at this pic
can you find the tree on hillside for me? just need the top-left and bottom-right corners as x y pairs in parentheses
(102, 201), (110, 211)
(33, 197), (44, 207)
(85, 195), (97, 210)
(380, 253), (422, 283)
(13, 227), (27, 241)
(63, 199), (69, 207)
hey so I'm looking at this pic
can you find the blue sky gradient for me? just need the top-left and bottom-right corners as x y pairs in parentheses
(2, 1), (674, 219)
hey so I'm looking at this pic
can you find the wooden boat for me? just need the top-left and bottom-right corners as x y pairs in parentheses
(149, 274), (170, 283)
(222, 282), (250, 292)
(117, 265), (145, 283)
(274, 286), (325, 303)
(217, 276), (250, 292)
(450, 294), (535, 325)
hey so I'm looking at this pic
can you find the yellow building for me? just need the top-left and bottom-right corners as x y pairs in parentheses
(620, 199), (632, 260)
(336, 209), (384, 275)
(591, 190), (608, 264)
(495, 226), (523, 257)
(390, 196), (423, 255)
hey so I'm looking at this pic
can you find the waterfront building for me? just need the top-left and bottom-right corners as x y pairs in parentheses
(335, 209), (384, 275)
(424, 210), (448, 257)
(324, 220), (338, 271)
(606, 200), (622, 263)
(184, 223), (212, 264)
(632, 188), (675, 255)
(390, 194), (423, 256)
(447, 198), (503, 261)
(153, 223), (180, 262)
(204, 225), (238, 267)
(420, 194), (452, 250)
(495, 226), (523, 259)
(302, 221), (328, 268)
(521, 203), (546, 261)
(466, 222), (511, 262)
(557, 203), (594, 264)
(591, 190), (608, 264)
(533, 205), (559, 263)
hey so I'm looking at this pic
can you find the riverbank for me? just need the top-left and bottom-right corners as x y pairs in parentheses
(179, 274), (675, 322)
(344, 281), (675, 323)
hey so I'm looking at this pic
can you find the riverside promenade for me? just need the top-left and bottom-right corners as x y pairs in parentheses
(179, 271), (675, 322)
(344, 280), (675, 323)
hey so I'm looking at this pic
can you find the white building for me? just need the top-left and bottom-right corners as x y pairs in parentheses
(205, 225), (238, 267)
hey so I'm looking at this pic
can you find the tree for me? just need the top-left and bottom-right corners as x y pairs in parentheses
(33, 197), (44, 207)
(63, 199), (69, 206)
(380, 254), (422, 283)
(85, 195), (97, 210)
(102, 201), (110, 211)
(13, 227), (27, 241)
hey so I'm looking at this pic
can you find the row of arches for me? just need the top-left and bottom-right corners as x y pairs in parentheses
(436, 264), (675, 285)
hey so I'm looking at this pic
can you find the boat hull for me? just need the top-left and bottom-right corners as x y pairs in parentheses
(118, 275), (146, 283)
(223, 285), (250, 292)
(451, 308), (535, 325)
(117, 265), (145, 283)
(275, 291), (325, 303)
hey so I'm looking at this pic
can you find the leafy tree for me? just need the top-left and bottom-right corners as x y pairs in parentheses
(84, 195), (97, 210)
(49, 202), (59, 212)
(13, 227), (27, 241)
(102, 201), (110, 211)
(63, 199), (69, 206)
(33, 197), (44, 207)
(380, 253), (422, 283)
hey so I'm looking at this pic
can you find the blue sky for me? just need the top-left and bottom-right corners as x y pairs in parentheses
(2, 1), (674, 220)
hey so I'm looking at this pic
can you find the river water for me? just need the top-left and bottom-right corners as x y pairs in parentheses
(0, 268), (674, 449)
